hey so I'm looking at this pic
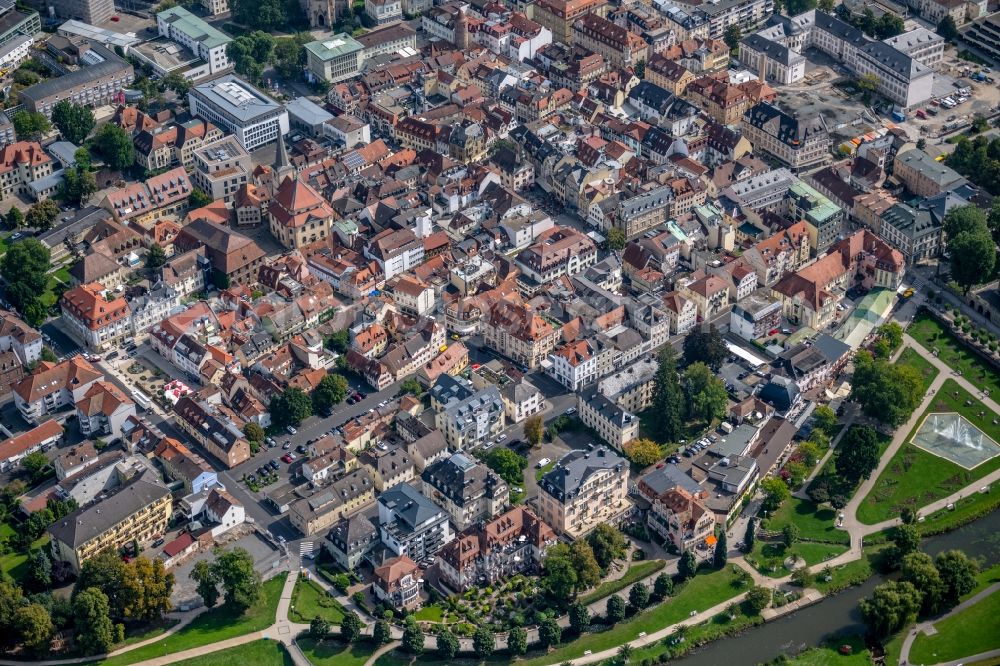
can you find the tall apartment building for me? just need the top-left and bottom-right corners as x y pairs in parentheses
(421, 452), (507, 530)
(154, 7), (232, 77)
(434, 384), (506, 450)
(741, 102), (830, 171)
(537, 447), (631, 537)
(483, 299), (562, 370)
(188, 75), (289, 151)
(305, 34), (365, 84)
(670, 0), (774, 38)
(49, 473), (172, 572)
(191, 137), (251, 203)
(47, 0), (114, 24)
(378, 482), (454, 562)
(20, 44), (133, 118)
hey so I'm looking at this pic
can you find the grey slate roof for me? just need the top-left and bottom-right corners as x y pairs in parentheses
(21, 44), (130, 105)
(540, 447), (626, 502)
(48, 473), (169, 549)
(379, 482), (441, 530)
(639, 464), (703, 496)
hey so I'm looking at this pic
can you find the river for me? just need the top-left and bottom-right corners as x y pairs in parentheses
(672, 509), (1000, 666)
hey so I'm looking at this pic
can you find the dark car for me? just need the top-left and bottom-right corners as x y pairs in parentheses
(357, 392), (367, 399)
(152, 537), (165, 548)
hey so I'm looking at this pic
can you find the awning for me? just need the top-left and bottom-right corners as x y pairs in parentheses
(705, 535), (717, 546)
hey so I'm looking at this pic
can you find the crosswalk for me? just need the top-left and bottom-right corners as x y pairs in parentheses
(299, 541), (314, 558)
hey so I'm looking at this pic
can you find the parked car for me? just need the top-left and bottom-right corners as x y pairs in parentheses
(281, 454), (293, 463)
(152, 537), (165, 548)
(536, 457), (551, 468)
(286, 425), (297, 435)
(282, 442), (291, 450)
(564, 407), (576, 415)
(497, 433), (507, 442)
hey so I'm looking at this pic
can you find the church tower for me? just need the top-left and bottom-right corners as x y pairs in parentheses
(455, 6), (470, 50)
(274, 130), (295, 184)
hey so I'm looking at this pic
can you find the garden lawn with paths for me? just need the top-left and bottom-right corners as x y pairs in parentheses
(166, 639), (293, 666)
(578, 559), (666, 605)
(895, 346), (941, 390)
(520, 567), (745, 666)
(907, 310), (1000, 397)
(762, 498), (849, 545)
(288, 577), (347, 625)
(746, 541), (848, 578)
(96, 574), (286, 666)
(909, 589), (1000, 664)
(811, 544), (890, 594)
(0, 523), (49, 583)
(857, 379), (1000, 525)
(808, 427), (892, 506)
(410, 603), (446, 622)
(297, 636), (377, 666)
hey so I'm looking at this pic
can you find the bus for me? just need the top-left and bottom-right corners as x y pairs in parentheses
(131, 390), (152, 411)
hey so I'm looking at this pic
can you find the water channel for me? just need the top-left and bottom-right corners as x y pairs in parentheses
(672, 509), (1000, 666)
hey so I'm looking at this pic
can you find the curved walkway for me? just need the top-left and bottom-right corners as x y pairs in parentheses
(898, 582), (1000, 666)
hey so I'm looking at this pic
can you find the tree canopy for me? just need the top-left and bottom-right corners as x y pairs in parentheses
(682, 362), (729, 424)
(313, 374), (348, 413)
(850, 351), (924, 427)
(94, 123), (136, 171)
(946, 135), (1000, 196)
(650, 346), (683, 443)
(623, 438), (661, 467)
(682, 324), (728, 370)
(586, 524), (628, 570)
(51, 100), (95, 145)
(11, 111), (50, 141)
(485, 448), (526, 485)
(860, 581), (922, 638)
(269, 387), (313, 427)
(1, 239), (51, 326)
(837, 425), (881, 482)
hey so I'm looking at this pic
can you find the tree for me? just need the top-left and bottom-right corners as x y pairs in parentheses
(308, 616), (330, 639)
(94, 123), (135, 171)
(654, 572), (674, 598)
(437, 628), (459, 659)
(541, 543), (579, 600)
(858, 73), (880, 103)
(618, 643), (634, 664)
(790, 567), (814, 588)
(0, 579), (24, 634)
(230, 0), (303, 31)
(11, 111), (50, 141)
(227, 31), (276, 82)
(817, 0), (834, 11)
(145, 244), (167, 270)
(900, 552), (944, 615)
(713, 531), (728, 568)
(606, 228), (626, 250)
(782, 524), (800, 548)
(21, 451), (49, 483)
(162, 71), (191, 95)
(650, 346), (684, 443)
(937, 14), (959, 40)
(473, 626), (495, 658)
(274, 33), (312, 80)
(400, 619), (423, 653)
(606, 594), (626, 623)
(400, 377), (423, 396)
(744, 518), (756, 553)
(723, 23), (742, 50)
(837, 425), (881, 483)
(628, 581), (650, 611)
(744, 586), (772, 614)
(945, 204), (990, 239)
(508, 625), (529, 654)
(586, 524), (628, 570)
(889, 524), (920, 569)
(623, 438), (661, 467)
(327, 329), (350, 353)
(243, 422), (265, 444)
(682, 325), (728, 370)
(678, 550), (698, 580)
(60, 165), (98, 206)
(372, 619), (392, 646)
(682, 362), (728, 424)
(188, 188), (213, 209)
(850, 352), (923, 428)
(340, 611), (362, 642)
(128, 557), (173, 622)
(950, 227), (996, 294)
(214, 548), (261, 612)
(935, 550), (978, 607)
(74, 553), (135, 621)
(6, 206), (24, 229)
(812, 405), (838, 436)
(14, 603), (52, 652)
(916, 137), (927, 151)
(27, 550), (52, 591)
(571, 540), (602, 590)
(73, 588), (115, 655)
(485, 448), (526, 485)
(761, 477), (791, 513)
(24, 201), (59, 233)
(524, 414), (544, 447)
(313, 374), (349, 413)
(191, 560), (220, 609)
(51, 100), (95, 145)
(568, 600), (590, 634)
(539, 617), (562, 648)
(860, 581), (922, 638)
(269, 387), (313, 428)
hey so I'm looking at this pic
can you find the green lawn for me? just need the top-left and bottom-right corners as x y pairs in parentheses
(297, 636), (377, 666)
(786, 636), (870, 665)
(97, 574), (286, 666)
(54, 266), (72, 284)
(288, 578), (347, 625)
(762, 498), (849, 545)
(857, 379), (1000, 524)
(534, 460), (556, 481)
(521, 567), (744, 665)
(117, 619), (179, 649)
(578, 559), (666, 605)
(812, 545), (888, 594)
(917, 485), (1000, 536)
(908, 311), (1000, 397)
(171, 639), (292, 666)
(0, 524), (49, 583)
(411, 604), (445, 622)
(895, 346), (941, 390)
(810, 427), (892, 506)
(909, 589), (1000, 664)
(746, 541), (848, 578)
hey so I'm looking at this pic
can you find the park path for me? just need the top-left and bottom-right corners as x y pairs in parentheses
(794, 410), (857, 500)
(898, 582), (1000, 666)
(363, 640), (400, 666)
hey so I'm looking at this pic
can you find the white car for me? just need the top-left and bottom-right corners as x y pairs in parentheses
(564, 407), (577, 415)
(536, 457), (551, 468)
(286, 425), (297, 435)
(497, 433), (508, 442)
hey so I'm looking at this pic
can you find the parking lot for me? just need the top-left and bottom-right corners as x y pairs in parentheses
(169, 529), (283, 608)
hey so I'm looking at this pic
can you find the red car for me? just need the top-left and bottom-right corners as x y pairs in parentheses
(281, 454), (293, 463)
